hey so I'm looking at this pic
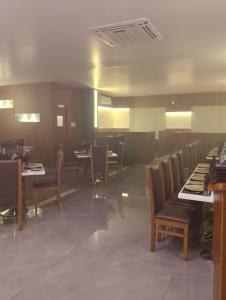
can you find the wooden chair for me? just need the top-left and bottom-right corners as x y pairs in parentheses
(108, 141), (126, 173)
(0, 159), (23, 230)
(159, 157), (196, 209)
(90, 144), (108, 187)
(175, 150), (186, 185)
(146, 165), (194, 260)
(32, 150), (64, 214)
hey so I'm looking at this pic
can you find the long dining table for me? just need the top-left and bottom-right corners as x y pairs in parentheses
(179, 145), (226, 300)
(178, 162), (214, 203)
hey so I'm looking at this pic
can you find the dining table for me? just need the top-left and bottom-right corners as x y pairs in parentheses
(0, 161), (45, 224)
(22, 162), (45, 177)
(73, 150), (118, 159)
(206, 146), (219, 160)
(73, 150), (118, 182)
(178, 162), (214, 203)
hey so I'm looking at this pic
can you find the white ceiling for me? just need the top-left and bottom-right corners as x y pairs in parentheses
(1, 0), (226, 97)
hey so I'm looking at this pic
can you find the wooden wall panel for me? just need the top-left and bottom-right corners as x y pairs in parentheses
(158, 130), (226, 156)
(113, 92), (226, 109)
(0, 83), (86, 165)
(95, 131), (156, 164)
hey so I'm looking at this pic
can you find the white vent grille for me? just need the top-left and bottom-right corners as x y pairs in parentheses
(89, 18), (162, 47)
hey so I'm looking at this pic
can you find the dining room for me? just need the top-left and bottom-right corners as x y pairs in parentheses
(1, 83), (226, 299)
(1, 0), (226, 299)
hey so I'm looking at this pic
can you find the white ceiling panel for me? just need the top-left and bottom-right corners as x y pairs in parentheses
(0, 0), (226, 96)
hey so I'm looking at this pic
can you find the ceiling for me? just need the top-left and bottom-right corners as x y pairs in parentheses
(1, 0), (226, 97)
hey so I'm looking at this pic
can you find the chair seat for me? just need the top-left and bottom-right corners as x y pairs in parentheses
(155, 205), (193, 224)
(33, 179), (57, 189)
(166, 193), (196, 209)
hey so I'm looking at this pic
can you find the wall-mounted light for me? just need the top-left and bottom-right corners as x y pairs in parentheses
(165, 111), (192, 117)
(0, 99), (14, 109)
(57, 115), (64, 127)
(15, 113), (40, 123)
(98, 106), (130, 112)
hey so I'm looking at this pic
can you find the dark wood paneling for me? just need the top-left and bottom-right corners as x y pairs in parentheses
(0, 83), (85, 165)
(95, 131), (156, 164)
(158, 130), (226, 156)
(113, 92), (226, 109)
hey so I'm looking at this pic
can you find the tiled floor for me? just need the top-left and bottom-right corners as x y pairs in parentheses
(0, 167), (213, 300)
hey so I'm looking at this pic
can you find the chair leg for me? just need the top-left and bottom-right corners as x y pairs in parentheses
(157, 224), (161, 241)
(183, 225), (189, 261)
(17, 195), (23, 231)
(157, 225), (166, 241)
(150, 221), (156, 252)
(33, 188), (39, 215)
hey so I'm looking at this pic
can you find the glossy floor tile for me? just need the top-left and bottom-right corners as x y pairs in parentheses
(0, 167), (213, 300)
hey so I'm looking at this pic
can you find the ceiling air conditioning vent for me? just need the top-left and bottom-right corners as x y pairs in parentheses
(89, 18), (162, 47)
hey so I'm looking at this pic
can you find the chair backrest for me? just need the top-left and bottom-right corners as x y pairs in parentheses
(90, 144), (108, 175)
(0, 159), (22, 207)
(118, 141), (126, 168)
(146, 165), (165, 218)
(176, 150), (185, 185)
(56, 150), (64, 186)
(187, 143), (196, 170)
(159, 157), (174, 199)
(192, 142), (199, 165)
(169, 153), (181, 191)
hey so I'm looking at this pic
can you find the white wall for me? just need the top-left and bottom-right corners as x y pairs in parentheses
(129, 107), (165, 137)
(191, 105), (226, 133)
(165, 112), (192, 129)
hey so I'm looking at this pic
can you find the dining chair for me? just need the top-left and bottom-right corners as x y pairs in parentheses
(187, 143), (197, 172)
(175, 150), (185, 185)
(169, 153), (181, 191)
(108, 141), (126, 173)
(0, 159), (23, 230)
(32, 150), (64, 214)
(146, 165), (194, 260)
(159, 157), (196, 209)
(90, 144), (108, 187)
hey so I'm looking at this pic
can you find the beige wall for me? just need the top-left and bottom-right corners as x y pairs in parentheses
(107, 92), (226, 134)
(98, 107), (129, 129)
(191, 106), (226, 133)
(166, 112), (192, 129)
(129, 107), (165, 137)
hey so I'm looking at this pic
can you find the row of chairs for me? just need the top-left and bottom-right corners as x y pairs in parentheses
(184, 140), (204, 173)
(146, 143), (204, 260)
